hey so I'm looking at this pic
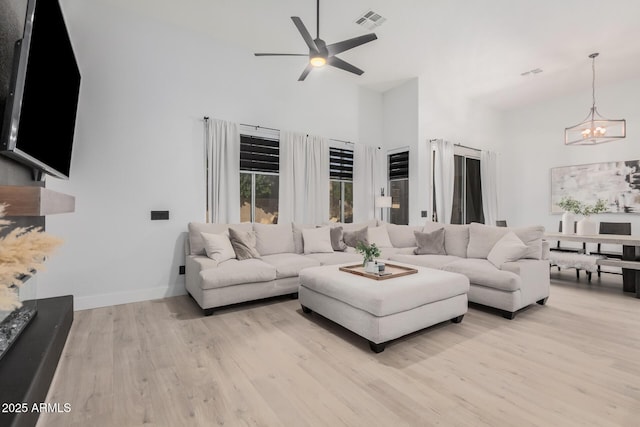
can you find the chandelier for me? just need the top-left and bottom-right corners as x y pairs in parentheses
(564, 53), (625, 145)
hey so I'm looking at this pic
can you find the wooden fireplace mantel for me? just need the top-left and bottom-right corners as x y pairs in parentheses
(0, 185), (75, 216)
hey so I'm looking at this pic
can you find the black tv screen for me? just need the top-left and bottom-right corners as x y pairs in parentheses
(0, 0), (81, 179)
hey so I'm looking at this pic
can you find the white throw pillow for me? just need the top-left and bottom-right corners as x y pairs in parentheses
(368, 226), (393, 248)
(487, 232), (528, 268)
(201, 232), (236, 263)
(302, 227), (334, 254)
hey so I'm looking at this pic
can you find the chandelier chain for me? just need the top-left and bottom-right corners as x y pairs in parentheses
(591, 55), (596, 111)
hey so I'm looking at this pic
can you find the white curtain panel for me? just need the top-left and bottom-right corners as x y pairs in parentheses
(206, 119), (240, 223)
(481, 150), (499, 227)
(304, 134), (330, 223)
(278, 131), (307, 223)
(433, 139), (455, 224)
(353, 144), (383, 222)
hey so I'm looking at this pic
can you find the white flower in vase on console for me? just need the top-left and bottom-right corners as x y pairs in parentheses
(557, 197), (581, 234)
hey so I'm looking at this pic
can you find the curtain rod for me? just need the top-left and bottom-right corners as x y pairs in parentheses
(206, 117), (381, 149)
(240, 121), (357, 146)
(429, 139), (480, 152)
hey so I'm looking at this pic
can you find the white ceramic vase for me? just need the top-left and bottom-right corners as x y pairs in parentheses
(561, 211), (574, 234)
(365, 261), (378, 273)
(576, 217), (598, 235)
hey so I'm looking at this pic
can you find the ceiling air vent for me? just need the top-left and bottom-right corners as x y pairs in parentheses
(355, 10), (386, 30)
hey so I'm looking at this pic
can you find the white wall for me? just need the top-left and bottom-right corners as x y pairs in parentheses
(416, 75), (504, 225)
(381, 79), (420, 223)
(501, 76), (640, 231)
(41, 1), (380, 310)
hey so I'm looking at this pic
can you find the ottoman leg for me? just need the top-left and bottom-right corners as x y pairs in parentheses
(369, 341), (385, 353)
(301, 305), (312, 314)
(203, 308), (214, 316)
(537, 297), (548, 305)
(451, 315), (464, 323)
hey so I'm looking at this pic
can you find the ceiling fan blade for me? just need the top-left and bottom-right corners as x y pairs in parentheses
(298, 64), (313, 81)
(327, 56), (364, 76)
(254, 53), (308, 56)
(326, 33), (377, 56)
(291, 17), (319, 52)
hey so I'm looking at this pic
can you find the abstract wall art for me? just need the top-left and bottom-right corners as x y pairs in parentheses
(551, 160), (640, 213)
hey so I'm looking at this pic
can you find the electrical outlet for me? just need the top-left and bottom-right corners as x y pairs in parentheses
(179, 265), (185, 275)
(151, 210), (169, 220)
(421, 210), (428, 218)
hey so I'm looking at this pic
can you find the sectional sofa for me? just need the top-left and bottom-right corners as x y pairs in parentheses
(185, 220), (550, 319)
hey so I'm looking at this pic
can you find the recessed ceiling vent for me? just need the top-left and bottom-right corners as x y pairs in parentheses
(355, 10), (386, 30)
(521, 68), (543, 76)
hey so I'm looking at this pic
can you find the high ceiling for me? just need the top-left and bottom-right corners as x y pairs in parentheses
(109, 0), (640, 110)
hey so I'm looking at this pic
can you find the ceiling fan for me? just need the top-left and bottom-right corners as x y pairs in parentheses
(254, 0), (378, 81)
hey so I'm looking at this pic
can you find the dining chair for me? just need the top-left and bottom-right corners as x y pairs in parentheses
(589, 222), (631, 277)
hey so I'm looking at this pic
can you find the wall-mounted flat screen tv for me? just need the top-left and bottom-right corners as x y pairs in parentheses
(1, 0), (81, 179)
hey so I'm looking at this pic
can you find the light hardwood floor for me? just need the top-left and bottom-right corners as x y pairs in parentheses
(38, 270), (640, 427)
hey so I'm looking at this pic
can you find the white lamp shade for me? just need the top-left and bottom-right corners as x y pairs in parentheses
(375, 196), (392, 208)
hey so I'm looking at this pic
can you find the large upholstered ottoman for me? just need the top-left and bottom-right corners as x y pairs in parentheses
(298, 263), (470, 353)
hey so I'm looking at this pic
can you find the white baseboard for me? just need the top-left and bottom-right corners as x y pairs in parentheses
(73, 284), (187, 311)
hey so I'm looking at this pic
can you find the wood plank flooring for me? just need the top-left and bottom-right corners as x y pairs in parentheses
(38, 270), (640, 426)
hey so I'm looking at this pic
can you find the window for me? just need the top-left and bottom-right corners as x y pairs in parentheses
(452, 155), (484, 224)
(329, 147), (353, 223)
(432, 149), (484, 224)
(239, 135), (279, 223)
(388, 151), (409, 225)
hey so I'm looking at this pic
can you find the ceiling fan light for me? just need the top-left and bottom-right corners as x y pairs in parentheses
(310, 56), (326, 67)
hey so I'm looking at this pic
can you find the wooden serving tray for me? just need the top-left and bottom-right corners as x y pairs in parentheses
(339, 263), (418, 281)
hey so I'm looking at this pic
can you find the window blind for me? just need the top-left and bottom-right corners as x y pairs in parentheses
(240, 135), (279, 173)
(329, 147), (353, 181)
(388, 151), (409, 180)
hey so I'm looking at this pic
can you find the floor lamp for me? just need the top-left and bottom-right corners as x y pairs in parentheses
(375, 189), (392, 222)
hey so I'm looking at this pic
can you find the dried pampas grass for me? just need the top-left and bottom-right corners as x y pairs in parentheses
(0, 204), (62, 310)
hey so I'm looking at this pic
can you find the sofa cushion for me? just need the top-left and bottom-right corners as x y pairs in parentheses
(467, 223), (544, 260)
(302, 227), (334, 254)
(368, 226), (393, 248)
(329, 226), (347, 251)
(487, 232), (528, 268)
(201, 232), (236, 264)
(292, 223), (315, 254)
(422, 222), (470, 258)
(414, 229), (446, 255)
(343, 226), (369, 248)
(327, 219), (378, 231)
(188, 222), (252, 256)
(199, 259), (276, 290)
(385, 224), (422, 248)
(377, 247), (405, 260)
(228, 228), (261, 260)
(253, 223), (296, 256)
(389, 254), (461, 269)
(261, 253), (321, 279)
(442, 259), (521, 292)
(304, 252), (362, 266)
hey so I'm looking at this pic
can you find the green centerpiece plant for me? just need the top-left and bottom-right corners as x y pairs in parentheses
(355, 241), (381, 267)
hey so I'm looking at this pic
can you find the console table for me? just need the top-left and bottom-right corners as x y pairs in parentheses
(545, 232), (640, 297)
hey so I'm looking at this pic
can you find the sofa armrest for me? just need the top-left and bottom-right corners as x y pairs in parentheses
(541, 240), (550, 260)
(501, 259), (550, 306)
(185, 255), (219, 294)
